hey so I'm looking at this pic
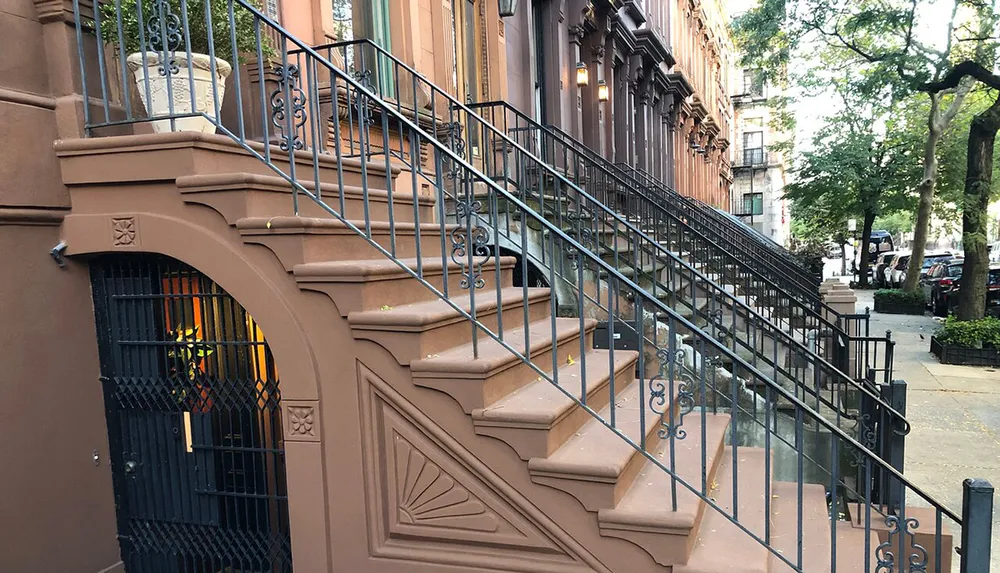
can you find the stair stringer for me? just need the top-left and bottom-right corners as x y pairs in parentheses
(352, 341), (675, 573)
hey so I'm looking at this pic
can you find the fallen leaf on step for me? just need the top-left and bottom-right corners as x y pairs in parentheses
(266, 217), (275, 229)
(567, 354), (576, 365)
(380, 305), (393, 311)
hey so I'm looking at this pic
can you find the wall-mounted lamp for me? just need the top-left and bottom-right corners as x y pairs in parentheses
(498, 0), (518, 17)
(597, 79), (609, 102)
(576, 62), (589, 87)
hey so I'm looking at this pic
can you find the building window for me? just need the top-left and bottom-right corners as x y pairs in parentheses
(743, 193), (764, 216)
(332, 0), (394, 96)
(742, 131), (763, 165)
(742, 69), (764, 97)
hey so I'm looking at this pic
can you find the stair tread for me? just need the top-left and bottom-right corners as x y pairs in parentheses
(528, 378), (661, 480)
(177, 171), (433, 204)
(237, 216), (456, 233)
(348, 287), (549, 328)
(410, 317), (595, 374)
(675, 447), (771, 573)
(293, 256), (515, 280)
(598, 414), (731, 530)
(474, 349), (639, 426)
(767, 482), (831, 572)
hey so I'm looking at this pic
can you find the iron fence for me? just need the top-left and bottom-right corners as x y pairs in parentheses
(70, 1), (981, 570)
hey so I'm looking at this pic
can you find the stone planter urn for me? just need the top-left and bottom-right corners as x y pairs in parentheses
(127, 52), (233, 133)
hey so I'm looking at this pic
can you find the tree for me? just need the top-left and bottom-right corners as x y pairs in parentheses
(924, 62), (1000, 318)
(783, 78), (920, 287)
(732, 0), (984, 294)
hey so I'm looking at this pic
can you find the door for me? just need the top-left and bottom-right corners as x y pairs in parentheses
(91, 254), (292, 572)
(451, 0), (483, 158)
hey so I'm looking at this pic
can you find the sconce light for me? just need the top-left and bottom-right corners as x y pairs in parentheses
(597, 79), (609, 102)
(576, 62), (589, 87)
(498, 0), (518, 18)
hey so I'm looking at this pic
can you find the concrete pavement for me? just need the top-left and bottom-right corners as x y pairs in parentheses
(856, 289), (1000, 572)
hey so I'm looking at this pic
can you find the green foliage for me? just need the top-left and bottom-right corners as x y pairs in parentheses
(98, 0), (270, 64)
(935, 316), (1000, 349)
(873, 211), (912, 238)
(874, 288), (926, 306)
(783, 72), (919, 247)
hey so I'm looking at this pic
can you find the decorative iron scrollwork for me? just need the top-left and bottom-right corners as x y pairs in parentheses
(270, 64), (306, 152)
(875, 515), (928, 573)
(451, 198), (489, 290)
(850, 414), (878, 469)
(444, 122), (466, 180)
(145, 0), (181, 76)
(648, 347), (696, 439)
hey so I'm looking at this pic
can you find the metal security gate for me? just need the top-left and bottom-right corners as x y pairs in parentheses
(91, 255), (293, 572)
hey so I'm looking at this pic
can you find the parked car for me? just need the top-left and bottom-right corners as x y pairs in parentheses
(888, 251), (952, 288)
(946, 263), (1000, 317)
(917, 251), (957, 281)
(887, 254), (910, 288)
(924, 260), (964, 316)
(874, 252), (897, 288)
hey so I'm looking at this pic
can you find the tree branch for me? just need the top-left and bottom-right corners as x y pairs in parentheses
(921, 60), (1000, 93)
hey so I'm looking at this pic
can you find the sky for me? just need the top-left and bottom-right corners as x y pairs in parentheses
(778, 0), (959, 150)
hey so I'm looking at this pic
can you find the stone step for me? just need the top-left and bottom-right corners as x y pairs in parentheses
(411, 317), (597, 413)
(527, 378), (675, 511)
(237, 216), (455, 268)
(472, 348), (639, 460)
(348, 286), (551, 365)
(673, 447), (771, 573)
(177, 171), (436, 224)
(293, 256), (517, 316)
(597, 413), (731, 566)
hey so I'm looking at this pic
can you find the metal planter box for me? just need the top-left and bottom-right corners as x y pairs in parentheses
(873, 298), (925, 315)
(930, 336), (1000, 366)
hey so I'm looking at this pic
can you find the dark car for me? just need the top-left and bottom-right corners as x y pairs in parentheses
(874, 252), (897, 288)
(925, 261), (964, 316)
(918, 252), (957, 281)
(946, 263), (1000, 317)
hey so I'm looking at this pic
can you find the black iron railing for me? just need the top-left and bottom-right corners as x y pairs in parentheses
(460, 100), (902, 431)
(72, 2), (973, 571)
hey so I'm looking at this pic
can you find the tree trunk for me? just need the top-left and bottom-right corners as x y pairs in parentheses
(903, 95), (944, 293)
(858, 209), (876, 288)
(956, 96), (1000, 320)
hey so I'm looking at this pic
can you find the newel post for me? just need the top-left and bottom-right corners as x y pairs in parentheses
(960, 478), (994, 573)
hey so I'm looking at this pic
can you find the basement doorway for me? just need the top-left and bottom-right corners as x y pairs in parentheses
(90, 254), (293, 572)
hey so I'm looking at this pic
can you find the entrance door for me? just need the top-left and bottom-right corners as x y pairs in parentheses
(451, 0), (483, 158)
(91, 254), (292, 572)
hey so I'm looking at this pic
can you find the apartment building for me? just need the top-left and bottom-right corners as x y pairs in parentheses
(728, 67), (791, 247)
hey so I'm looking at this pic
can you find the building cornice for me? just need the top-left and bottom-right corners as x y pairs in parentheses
(621, 0), (647, 25)
(634, 27), (675, 68)
(665, 70), (694, 100)
(0, 206), (69, 226)
(34, 0), (92, 24)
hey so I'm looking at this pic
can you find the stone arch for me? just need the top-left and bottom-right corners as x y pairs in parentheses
(62, 212), (321, 401)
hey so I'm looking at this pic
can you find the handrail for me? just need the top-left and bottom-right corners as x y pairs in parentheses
(72, 4), (963, 572)
(462, 99), (906, 431)
(533, 118), (821, 297)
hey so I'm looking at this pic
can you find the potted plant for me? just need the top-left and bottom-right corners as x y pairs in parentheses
(930, 316), (1000, 366)
(873, 288), (926, 315)
(100, 0), (267, 133)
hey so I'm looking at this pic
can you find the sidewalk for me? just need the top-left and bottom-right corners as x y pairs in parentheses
(856, 289), (1000, 571)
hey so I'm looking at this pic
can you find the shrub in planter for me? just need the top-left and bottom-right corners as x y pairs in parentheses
(934, 316), (1000, 349)
(99, 0), (271, 133)
(931, 316), (1000, 366)
(873, 289), (926, 314)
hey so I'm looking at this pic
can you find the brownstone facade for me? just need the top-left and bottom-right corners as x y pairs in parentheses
(503, 0), (734, 207)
